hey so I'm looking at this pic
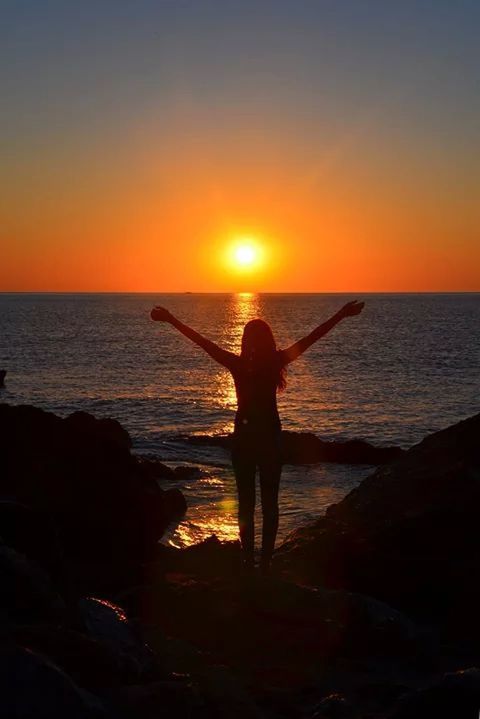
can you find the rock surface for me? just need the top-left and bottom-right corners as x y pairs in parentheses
(276, 412), (480, 633)
(180, 430), (404, 465)
(0, 646), (108, 718)
(1, 402), (479, 718)
(389, 668), (480, 719)
(0, 404), (187, 572)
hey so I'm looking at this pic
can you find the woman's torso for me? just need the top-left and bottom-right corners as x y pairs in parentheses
(231, 353), (282, 435)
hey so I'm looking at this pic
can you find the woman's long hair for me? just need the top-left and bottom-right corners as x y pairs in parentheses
(240, 319), (286, 391)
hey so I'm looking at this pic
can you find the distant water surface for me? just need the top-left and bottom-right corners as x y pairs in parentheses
(1, 293), (478, 547)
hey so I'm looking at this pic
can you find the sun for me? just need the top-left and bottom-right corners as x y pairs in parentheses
(227, 237), (263, 272)
(234, 244), (256, 266)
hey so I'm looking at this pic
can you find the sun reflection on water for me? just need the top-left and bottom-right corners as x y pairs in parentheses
(168, 493), (239, 548)
(212, 292), (261, 421)
(225, 292), (261, 352)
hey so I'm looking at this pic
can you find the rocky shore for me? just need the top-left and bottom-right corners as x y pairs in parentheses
(1, 401), (479, 718)
(177, 430), (404, 465)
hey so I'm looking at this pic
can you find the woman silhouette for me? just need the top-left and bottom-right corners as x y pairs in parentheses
(151, 300), (364, 573)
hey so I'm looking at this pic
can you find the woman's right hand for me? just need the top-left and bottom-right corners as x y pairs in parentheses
(340, 300), (365, 318)
(150, 306), (173, 322)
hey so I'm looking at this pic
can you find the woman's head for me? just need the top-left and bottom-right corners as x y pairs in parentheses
(241, 319), (286, 390)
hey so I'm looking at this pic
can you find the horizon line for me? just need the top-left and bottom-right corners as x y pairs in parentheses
(1, 290), (479, 296)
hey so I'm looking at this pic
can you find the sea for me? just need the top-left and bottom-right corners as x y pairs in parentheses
(1, 293), (478, 548)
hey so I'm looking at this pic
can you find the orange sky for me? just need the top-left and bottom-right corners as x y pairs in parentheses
(3, 127), (479, 292)
(2, 2), (479, 292)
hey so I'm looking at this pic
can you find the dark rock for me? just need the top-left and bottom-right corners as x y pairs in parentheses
(0, 500), (64, 583)
(389, 667), (480, 719)
(156, 534), (243, 578)
(0, 645), (108, 718)
(0, 369), (5, 387)
(104, 667), (263, 719)
(135, 455), (175, 481)
(65, 410), (132, 451)
(173, 464), (205, 481)
(0, 543), (65, 625)
(0, 404), (187, 581)
(13, 625), (127, 690)
(281, 431), (403, 465)
(311, 693), (355, 719)
(194, 664), (264, 719)
(276, 413), (480, 633)
(161, 487), (187, 518)
(3, 400), (478, 718)
(103, 679), (201, 719)
(135, 455), (204, 483)
(354, 681), (410, 712)
(124, 571), (421, 690)
(180, 430), (403, 465)
(78, 597), (156, 681)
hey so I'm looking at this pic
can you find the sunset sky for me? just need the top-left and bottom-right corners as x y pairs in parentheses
(2, 0), (479, 292)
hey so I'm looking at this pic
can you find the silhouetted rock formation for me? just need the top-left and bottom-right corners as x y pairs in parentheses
(390, 668), (480, 719)
(282, 431), (404, 464)
(136, 455), (205, 482)
(1, 403), (480, 718)
(0, 542), (66, 625)
(0, 404), (186, 573)
(0, 645), (107, 718)
(276, 412), (480, 631)
(181, 430), (404, 465)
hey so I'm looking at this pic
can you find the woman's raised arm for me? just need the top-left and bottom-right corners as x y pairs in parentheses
(151, 306), (238, 371)
(279, 301), (365, 365)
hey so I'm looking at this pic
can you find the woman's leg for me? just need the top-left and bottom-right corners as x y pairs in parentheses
(232, 447), (256, 568)
(258, 447), (282, 574)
